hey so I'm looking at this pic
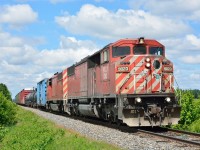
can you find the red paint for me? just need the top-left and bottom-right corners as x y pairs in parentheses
(15, 89), (34, 104)
(47, 69), (68, 101)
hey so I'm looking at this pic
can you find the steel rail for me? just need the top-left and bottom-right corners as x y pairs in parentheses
(163, 127), (200, 137)
(137, 129), (200, 147)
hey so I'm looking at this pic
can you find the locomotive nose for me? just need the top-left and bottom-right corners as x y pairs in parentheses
(147, 104), (161, 115)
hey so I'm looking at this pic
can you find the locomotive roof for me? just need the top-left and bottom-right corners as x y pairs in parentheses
(15, 88), (34, 96)
(74, 55), (90, 66)
(70, 38), (163, 67)
(23, 88), (34, 91)
(38, 78), (48, 83)
(110, 38), (163, 46)
(73, 43), (112, 67)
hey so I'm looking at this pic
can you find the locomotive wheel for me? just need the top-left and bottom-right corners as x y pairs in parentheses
(108, 111), (115, 124)
(116, 119), (122, 129)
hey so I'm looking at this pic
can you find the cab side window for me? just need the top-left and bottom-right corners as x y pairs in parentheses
(101, 49), (109, 64)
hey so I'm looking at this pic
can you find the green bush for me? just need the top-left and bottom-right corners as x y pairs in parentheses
(173, 90), (200, 131)
(193, 99), (200, 120)
(177, 91), (195, 128)
(188, 119), (200, 133)
(0, 83), (12, 101)
(0, 92), (17, 126)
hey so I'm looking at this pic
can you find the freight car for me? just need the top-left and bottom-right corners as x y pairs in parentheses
(37, 78), (48, 107)
(44, 37), (181, 127)
(15, 88), (34, 105)
(25, 90), (37, 107)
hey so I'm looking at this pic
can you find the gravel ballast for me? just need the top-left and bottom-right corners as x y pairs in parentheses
(21, 106), (194, 150)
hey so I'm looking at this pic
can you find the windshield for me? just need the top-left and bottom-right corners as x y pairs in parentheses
(133, 46), (146, 55)
(112, 46), (130, 57)
(149, 47), (163, 56)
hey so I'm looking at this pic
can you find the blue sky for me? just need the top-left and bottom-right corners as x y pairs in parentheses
(0, 0), (200, 98)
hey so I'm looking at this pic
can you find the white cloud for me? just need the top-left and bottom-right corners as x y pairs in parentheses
(55, 4), (190, 40)
(35, 36), (98, 66)
(15, 0), (36, 2)
(0, 29), (99, 96)
(0, 29), (37, 65)
(59, 36), (97, 49)
(180, 55), (200, 64)
(94, 0), (114, 2)
(50, 0), (69, 4)
(0, 29), (23, 47)
(128, 0), (200, 21)
(190, 73), (200, 80)
(190, 10), (200, 21)
(160, 34), (200, 59)
(0, 4), (37, 27)
(186, 34), (200, 49)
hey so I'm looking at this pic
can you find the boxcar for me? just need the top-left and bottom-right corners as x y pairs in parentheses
(37, 78), (48, 107)
(15, 88), (34, 105)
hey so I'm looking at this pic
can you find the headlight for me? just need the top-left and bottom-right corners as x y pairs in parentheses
(135, 97), (142, 103)
(146, 63), (151, 68)
(145, 57), (150, 62)
(165, 97), (171, 103)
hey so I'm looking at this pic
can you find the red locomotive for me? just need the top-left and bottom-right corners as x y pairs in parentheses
(46, 69), (68, 111)
(46, 37), (180, 127)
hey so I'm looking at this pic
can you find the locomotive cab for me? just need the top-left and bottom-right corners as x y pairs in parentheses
(111, 37), (180, 127)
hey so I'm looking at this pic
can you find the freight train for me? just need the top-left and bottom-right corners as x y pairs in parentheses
(15, 37), (181, 127)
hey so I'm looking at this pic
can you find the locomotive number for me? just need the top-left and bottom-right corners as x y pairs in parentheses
(117, 66), (129, 72)
(163, 66), (173, 72)
(130, 109), (137, 114)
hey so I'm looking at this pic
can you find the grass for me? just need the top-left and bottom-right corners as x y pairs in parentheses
(0, 107), (120, 150)
(188, 119), (200, 133)
(188, 99), (200, 133)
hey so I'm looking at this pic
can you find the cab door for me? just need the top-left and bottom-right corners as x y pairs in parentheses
(88, 52), (101, 97)
(101, 49), (110, 95)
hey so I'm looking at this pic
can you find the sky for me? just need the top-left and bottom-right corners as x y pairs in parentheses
(0, 0), (200, 98)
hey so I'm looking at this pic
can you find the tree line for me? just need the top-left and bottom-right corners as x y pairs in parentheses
(175, 89), (200, 130)
(0, 83), (17, 126)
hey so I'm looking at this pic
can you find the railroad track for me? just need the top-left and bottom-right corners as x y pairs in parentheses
(43, 108), (200, 148)
(137, 127), (200, 148)
(24, 106), (200, 149)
